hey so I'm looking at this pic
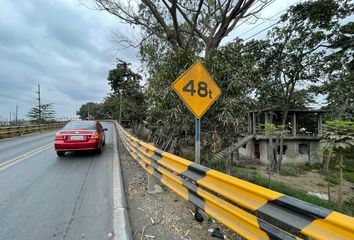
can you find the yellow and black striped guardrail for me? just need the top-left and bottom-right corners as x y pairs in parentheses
(117, 123), (354, 240)
(0, 122), (66, 139)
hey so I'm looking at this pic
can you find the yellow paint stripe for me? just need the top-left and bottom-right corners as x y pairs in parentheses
(160, 174), (189, 201)
(301, 212), (354, 240)
(198, 187), (269, 240)
(157, 157), (190, 174)
(197, 170), (282, 210)
(162, 152), (193, 167)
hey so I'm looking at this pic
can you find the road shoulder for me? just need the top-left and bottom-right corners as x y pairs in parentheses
(113, 122), (132, 240)
(116, 128), (237, 240)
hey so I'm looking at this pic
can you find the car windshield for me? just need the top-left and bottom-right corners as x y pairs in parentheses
(63, 122), (96, 130)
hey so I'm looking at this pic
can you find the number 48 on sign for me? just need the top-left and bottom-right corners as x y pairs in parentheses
(172, 60), (221, 118)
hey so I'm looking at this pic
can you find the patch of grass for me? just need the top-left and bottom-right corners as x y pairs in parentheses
(344, 172), (354, 183)
(300, 162), (321, 172)
(328, 174), (340, 185)
(232, 169), (353, 216)
(280, 166), (301, 177)
(343, 157), (354, 172)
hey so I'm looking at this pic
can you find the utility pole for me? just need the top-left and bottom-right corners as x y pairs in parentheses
(15, 104), (18, 125)
(9, 111), (11, 125)
(119, 93), (122, 123)
(36, 84), (41, 123)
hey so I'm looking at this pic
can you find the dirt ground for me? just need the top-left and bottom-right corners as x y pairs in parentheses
(254, 165), (354, 202)
(117, 137), (241, 240)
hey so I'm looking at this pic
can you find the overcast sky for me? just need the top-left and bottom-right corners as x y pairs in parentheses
(0, 0), (302, 122)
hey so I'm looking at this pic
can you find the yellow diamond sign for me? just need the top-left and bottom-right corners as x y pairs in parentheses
(172, 60), (221, 118)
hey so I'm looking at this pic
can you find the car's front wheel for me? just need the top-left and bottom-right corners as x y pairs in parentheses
(56, 151), (65, 157)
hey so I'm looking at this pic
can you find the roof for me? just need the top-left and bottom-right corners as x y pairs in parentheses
(249, 109), (330, 114)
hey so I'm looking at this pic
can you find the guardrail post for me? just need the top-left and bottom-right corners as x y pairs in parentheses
(147, 142), (163, 194)
(147, 173), (162, 194)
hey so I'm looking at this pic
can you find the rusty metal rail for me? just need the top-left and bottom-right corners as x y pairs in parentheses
(0, 122), (66, 139)
(116, 123), (354, 240)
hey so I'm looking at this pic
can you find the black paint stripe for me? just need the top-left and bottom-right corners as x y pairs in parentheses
(154, 148), (164, 157)
(258, 219), (298, 240)
(151, 154), (162, 162)
(181, 178), (199, 194)
(188, 191), (206, 210)
(258, 201), (314, 231)
(273, 195), (332, 219)
(180, 163), (211, 181)
(152, 168), (162, 181)
(150, 161), (159, 171)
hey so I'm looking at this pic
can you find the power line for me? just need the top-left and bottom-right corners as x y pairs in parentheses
(244, 21), (279, 41)
(238, 0), (302, 41)
(0, 92), (37, 104)
(234, 0), (276, 30)
(243, 0), (303, 41)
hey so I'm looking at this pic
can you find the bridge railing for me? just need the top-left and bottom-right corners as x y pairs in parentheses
(0, 122), (67, 139)
(116, 123), (354, 240)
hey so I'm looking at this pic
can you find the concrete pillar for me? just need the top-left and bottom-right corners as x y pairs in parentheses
(252, 112), (256, 135)
(147, 173), (162, 194)
(318, 114), (323, 135)
(248, 112), (252, 134)
(292, 112), (297, 136)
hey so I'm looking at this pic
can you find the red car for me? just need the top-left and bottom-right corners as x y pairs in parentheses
(54, 120), (107, 157)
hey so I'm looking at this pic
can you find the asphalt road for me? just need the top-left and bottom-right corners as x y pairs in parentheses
(0, 122), (114, 240)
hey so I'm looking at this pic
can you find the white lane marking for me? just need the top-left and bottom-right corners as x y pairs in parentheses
(112, 122), (132, 240)
(0, 142), (53, 172)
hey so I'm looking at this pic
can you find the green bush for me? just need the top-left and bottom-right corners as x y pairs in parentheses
(344, 172), (354, 183)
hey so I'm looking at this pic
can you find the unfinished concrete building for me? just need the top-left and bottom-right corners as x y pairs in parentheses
(238, 109), (328, 165)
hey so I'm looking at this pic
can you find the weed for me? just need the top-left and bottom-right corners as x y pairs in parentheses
(206, 216), (213, 224)
(280, 166), (300, 177)
(343, 172), (354, 183)
(328, 174), (340, 185)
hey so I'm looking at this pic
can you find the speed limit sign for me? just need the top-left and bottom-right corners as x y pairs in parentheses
(172, 60), (221, 118)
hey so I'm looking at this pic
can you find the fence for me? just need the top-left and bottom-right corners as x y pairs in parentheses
(0, 122), (66, 139)
(117, 123), (354, 240)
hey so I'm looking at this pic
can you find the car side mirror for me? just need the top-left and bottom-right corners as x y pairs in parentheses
(103, 128), (108, 131)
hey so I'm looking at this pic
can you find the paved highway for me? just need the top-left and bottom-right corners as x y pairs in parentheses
(0, 122), (115, 240)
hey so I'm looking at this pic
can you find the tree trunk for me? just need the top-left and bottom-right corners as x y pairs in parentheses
(268, 135), (273, 188)
(273, 134), (280, 172)
(326, 149), (333, 204)
(225, 153), (232, 175)
(338, 153), (344, 207)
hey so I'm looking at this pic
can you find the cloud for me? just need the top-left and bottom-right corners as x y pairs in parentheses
(0, 0), (138, 120)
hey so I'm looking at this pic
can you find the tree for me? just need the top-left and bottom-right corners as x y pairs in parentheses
(287, 0), (354, 119)
(27, 103), (56, 123)
(95, 0), (274, 57)
(321, 120), (354, 206)
(145, 39), (261, 160)
(107, 59), (146, 122)
(250, 0), (333, 171)
(76, 102), (104, 120)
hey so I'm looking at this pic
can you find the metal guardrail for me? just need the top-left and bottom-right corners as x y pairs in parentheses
(117, 123), (354, 240)
(0, 122), (67, 139)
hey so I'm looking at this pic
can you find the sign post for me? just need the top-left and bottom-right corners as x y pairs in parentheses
(195, 118), (201, 164)
(172, 60), (221, 221)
